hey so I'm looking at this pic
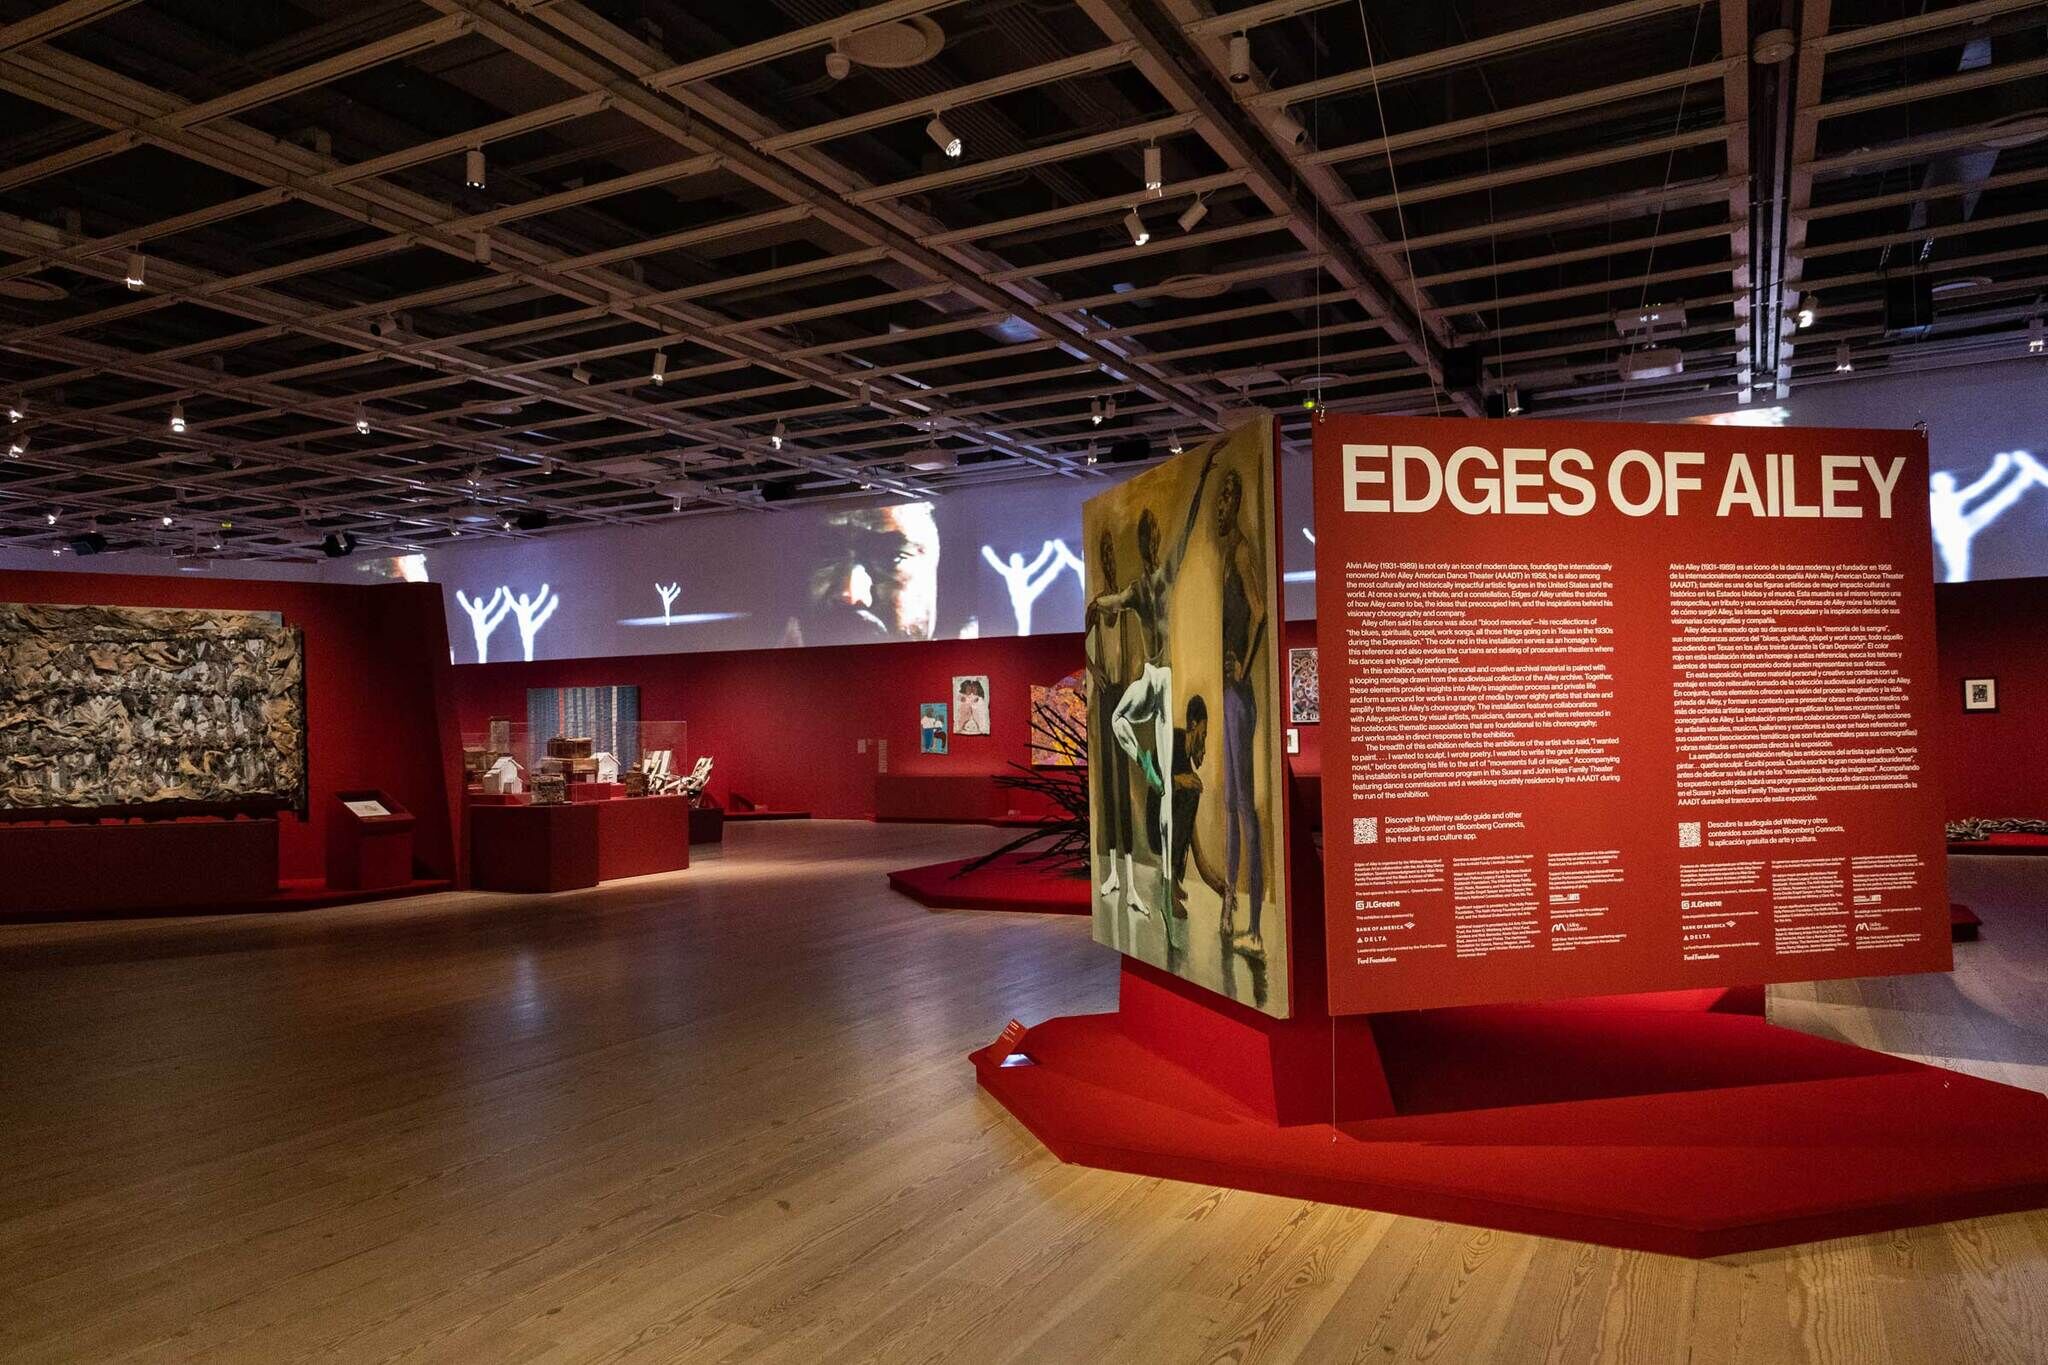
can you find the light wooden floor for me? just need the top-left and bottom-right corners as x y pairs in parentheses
(2, 823), (2045, 1365)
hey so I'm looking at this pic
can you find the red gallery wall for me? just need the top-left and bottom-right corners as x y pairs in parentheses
(1935, 576), (2048, 823)
(453, 619), (1331, 820)
(452, 632), (1090, 819)
(0, 571), (463, 883)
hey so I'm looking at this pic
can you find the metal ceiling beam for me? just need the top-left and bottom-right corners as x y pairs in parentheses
(1246, 0), (1707, 109)
(1102, 0), (1478, 412)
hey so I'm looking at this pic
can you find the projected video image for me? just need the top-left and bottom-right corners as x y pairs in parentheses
(431, 476), (1102, 663)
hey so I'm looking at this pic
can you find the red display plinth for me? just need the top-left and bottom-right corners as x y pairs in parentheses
(595, 795), (690, 880)
(974, 782), (2048, 1255)
(972, 973), (2048, 1257)
(470, 803), (600, 892)
(324, 790), (415, 892)
(0, 818), (278, 914)
(888, 851), (1089, 915)
(568, 781), (624, 804)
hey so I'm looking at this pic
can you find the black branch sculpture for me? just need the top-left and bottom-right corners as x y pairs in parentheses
(958, 693), (1090, 878)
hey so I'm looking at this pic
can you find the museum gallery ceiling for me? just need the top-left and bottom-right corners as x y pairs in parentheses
(0, 0), (2041, 565)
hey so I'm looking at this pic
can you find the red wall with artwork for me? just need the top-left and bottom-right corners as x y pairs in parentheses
(0, 570), (463, 884)
(449, 632), (1091, 819)
(1935, 576), (2048, 823)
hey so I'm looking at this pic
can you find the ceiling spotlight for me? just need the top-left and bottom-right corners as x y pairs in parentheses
(6, 398), (21, 422)
(1269, 111), (1308, 148)
(6, 436), (23, 458)
(161, 514), (174, 526)
(1834, 342), (1853, 374)
(571, 364), (591, 384)
(354, 404), (370, 435)
(45, 510), (57, 524)
(124, 252), (146, 291)
(169, 401), (186, 434)
(650, 350), (668, 384)
(1168, 432), (1184, 454)
(1228, 32), (1251, 83)
(1177, 196), (1208, 233)
(856, 380), (871, 405)
(1090, 399), (1104, 425)
(926, 114), (962, 159)
(465, 146), (486, 189)
(1142, 144), (1163, 195)
(319, 530), (357, 558)
(1795, 301), (1816, 329)
(1104, 397), (1118, 420)
(2029, 316), (2044, 355)
(474, 235), (491, 265)
(1506, 384), (1523, 416)
(1752, 27), (1797, 65)
(1123, 208), (1150, 247)
(771, 420), (786, 450)
(824, 46), (851, 80)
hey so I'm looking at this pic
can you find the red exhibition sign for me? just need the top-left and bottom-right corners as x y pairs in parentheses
(1313, 413), (1950, 1014)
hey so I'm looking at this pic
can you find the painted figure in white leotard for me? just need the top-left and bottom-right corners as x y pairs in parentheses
(1086, 442), (1220, 920)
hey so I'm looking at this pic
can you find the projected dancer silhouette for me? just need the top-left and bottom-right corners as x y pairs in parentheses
(980, 540), (1079, 636)
(1087, 442), (1220, 922)
(1929, 452), (2048, 582)
(507, 584), (560, 662)
(455, 586), (512, 663)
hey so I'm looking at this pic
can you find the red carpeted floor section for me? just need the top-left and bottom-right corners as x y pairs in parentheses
(1950, 833), (2048, 855)
(889, 851), (1090, 914)
(973, 997), (2048, 1257)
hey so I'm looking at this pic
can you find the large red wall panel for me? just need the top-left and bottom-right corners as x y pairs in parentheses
(0, 571), (462, 883)
(1936, 576), (2048, 822)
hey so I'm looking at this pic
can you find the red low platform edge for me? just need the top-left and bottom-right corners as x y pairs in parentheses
(1949, 833), (2048, 855)
(972, 766), (2048, 1257)
(973, 988), (2048, 1258)
(888, 851), (1089, 914)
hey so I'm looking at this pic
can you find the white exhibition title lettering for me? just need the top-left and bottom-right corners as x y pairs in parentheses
(1341, 443), (1908, 519)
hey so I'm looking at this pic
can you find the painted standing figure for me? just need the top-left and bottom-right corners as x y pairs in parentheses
(1085, 528), (1138, 909)
(1212, 468), (1269, 958)
(1086, 442), (1219, 921)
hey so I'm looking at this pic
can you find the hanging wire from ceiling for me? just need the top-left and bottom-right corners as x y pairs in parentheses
(1616, 0), (1715, 416)
(1353, 0), (1443, 417)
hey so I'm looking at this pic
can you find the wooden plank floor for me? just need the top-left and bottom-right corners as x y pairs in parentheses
(1, 823), (2044, 1364)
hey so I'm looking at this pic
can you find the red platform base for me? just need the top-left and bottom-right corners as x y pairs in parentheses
(1950, 833), (2048, 855)
(974, 967), (2048, 1257)
(888, 851), (1089, 914)
(1953, 901), (1982, 942)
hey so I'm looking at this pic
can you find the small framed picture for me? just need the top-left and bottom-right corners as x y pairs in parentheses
(1962, 677), (1998, 713)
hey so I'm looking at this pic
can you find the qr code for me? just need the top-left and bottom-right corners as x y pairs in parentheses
(1352, 817), (1379, 846)
(1678, 821), (1701, 849)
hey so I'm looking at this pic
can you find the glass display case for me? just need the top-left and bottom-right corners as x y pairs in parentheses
(461, 719), (692, 799)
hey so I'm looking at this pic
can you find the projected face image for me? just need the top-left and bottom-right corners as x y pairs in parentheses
(799, 502), (941, 645)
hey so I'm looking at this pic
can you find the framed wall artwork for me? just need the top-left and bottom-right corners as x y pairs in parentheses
(0, 602), (306, 814)
(1287, 646), (1320, 724)
(1963, 677), (1998, 713)
(952, 675), (990, 734)
(919, 702), (949, 754)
